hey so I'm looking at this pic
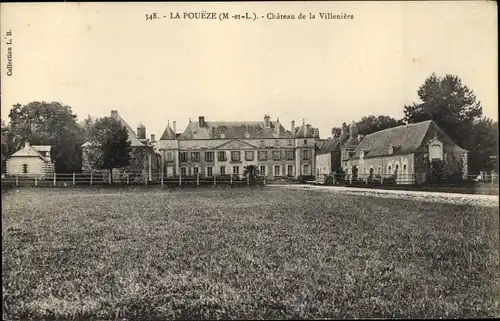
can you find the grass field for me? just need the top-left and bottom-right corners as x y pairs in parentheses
(2, 187), (499, 319)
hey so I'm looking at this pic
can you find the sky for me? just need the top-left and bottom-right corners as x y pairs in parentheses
(1, 1), (497, 139)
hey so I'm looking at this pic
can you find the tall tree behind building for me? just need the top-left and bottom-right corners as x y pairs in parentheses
(7, 101), (85, 173)
(403, 73), (494, 174)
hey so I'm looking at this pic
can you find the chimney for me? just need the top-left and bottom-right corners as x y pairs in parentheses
(150, 134), (156, 143)
(25, 141), (30, 147)
(173, 121), (176, 135)
(111, 110), (118, 120)
(291, 120), (295, 133)
(137, 123), (146, 140)
(198, 116), (205, 128)
(358, 134), (364, 142)
(313, 128), (319, 138)
(349, 121), (358, 139)
(264, 114), (270, 128)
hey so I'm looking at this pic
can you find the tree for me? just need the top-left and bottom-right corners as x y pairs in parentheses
(463, 118), (499, 174)
(403, 73), (483, 148)
(244, 165), (257, 178)
(7, 101), (85, 173)
(86, 117), (132, 180)
(356, 115), (404, 136)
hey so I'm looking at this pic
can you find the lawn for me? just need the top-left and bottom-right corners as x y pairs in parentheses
(2, 187), (499, 319)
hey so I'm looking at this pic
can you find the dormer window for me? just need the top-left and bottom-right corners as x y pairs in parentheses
(428, 139), (443, 161)
(220, 133), (226, 139)
(388, 145), (394, 155)
(244, 131), (250, 139)
(359, 150), (365, 159)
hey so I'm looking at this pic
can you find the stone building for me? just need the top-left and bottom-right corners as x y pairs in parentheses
(155, 115), (320, 180)
(345, 120), (468, 184)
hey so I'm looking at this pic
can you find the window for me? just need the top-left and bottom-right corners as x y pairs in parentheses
(258, 151), (267, 161)
(301, 149), (311, 160)
(218, 151), (227, 161)
(180, 151), (188, 162)
(274, 165), (281, 176)
(22, 164), (28, 173)
(429, 142), (443, 160)
(287, 165), (293, 176)
(272, 150), (281, 160)
(245, 151), (254, 161)
(205, 151), (214, 162)
(444, 152), (449, 163)
(180, 167), (187, 175)
(193, 167), (199, 175)
(260, 165), (266, 175)
(219, 166), (226, 175)
(231, 151), (241, 161)
(388, 165), (392, 174)
(233, 166), (239, 174)
(260, 140), (265, 147)
(288, 139), (293, 146)
(303, 139), (307, 144)
(207, 167), (213, 176)
(166, 151), (174, 161)
(388, 146), (394, 155)
(377, 166), (381, 175)
(286, 150), (295, 160)
(191, 152), (200, 162)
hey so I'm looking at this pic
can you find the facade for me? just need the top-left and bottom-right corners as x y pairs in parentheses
(155, 115), (320, 180)
(6, 142), (55, 177)
(345, 120), (468, 184)
(82, 110), (161, 181)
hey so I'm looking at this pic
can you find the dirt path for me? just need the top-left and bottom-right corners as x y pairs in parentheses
(269, 184), (499, 208)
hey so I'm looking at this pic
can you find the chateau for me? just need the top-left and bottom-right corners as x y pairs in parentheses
(78, 110), (468, 184)
(155, 114), (320, 179)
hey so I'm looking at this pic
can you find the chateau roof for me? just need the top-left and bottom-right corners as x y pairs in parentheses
(295, 122), (316, 138)
(177, 121), (294, 140)
(317, 138), (341, 155)
(160, 123), (176, 140)
(349, 120), (466, 160)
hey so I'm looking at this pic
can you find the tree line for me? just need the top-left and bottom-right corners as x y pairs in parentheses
(1, 74), (498, 175)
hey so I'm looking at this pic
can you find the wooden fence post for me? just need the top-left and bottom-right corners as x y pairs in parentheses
(73, 173), (76, 186)
(214, 175), (216, 186)
(247, 173), (250, 185)
(127, 174), (130, 185)
(108, 172), (111, 184)
(197, 173), (200, 185)
(35, 174), (38, 187)
(53, 172), (56, 186)
(16, 174), (19, 187)
(179, 174), (182, 186)
(230, 175), (233, 185)
(263, 177), (266, 186)
(161, 174), (164, 186)
(90, 172), (93, 185)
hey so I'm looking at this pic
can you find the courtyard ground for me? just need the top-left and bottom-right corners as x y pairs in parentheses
(2, 186), (499, 319)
